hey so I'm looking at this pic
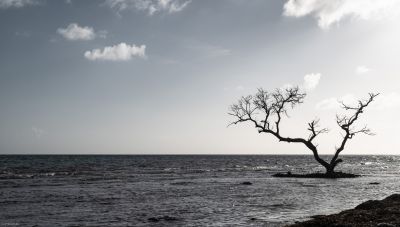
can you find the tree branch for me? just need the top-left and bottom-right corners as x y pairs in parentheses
(228, 87), (331, 169)
(331, 93), (379, 165)
(307, 119), (329, 142)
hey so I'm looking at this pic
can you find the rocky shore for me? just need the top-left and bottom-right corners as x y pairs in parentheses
(287, 194), (400, 227)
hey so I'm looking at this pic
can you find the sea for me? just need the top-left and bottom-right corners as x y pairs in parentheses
(1, 155), (399, 226)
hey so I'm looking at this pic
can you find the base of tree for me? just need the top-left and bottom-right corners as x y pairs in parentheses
(272, 171), (360, 179)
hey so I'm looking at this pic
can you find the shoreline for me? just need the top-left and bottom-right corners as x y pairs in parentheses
(287, 194), (400, 227)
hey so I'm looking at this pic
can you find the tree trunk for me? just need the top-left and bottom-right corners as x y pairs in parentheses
(326, 157), (343, 176)
(308, 146), (333, 176)
(325, 165), (335, 176)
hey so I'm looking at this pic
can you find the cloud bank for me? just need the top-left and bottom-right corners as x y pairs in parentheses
(283, 0), (400, 29)
(84, 43), (146, 61)
(0, 0), (39, 8)
(105, 0), (191, 15)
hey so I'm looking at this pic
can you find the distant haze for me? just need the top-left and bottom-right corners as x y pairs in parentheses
(1, 0), (400, 155)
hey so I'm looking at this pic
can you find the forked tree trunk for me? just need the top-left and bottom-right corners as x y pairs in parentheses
(310, 149), (339, 176)
(325, 159), (343, 176)
(325, 165), (335, 176)
(307, 145), (337, 176)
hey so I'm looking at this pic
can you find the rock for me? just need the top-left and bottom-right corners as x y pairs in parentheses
(241, 181), (252, 185)
(377, 223), (395, 227)
(286, 194), (400, 227)
(147, 215), (179, 222)
(385, 194), (400, 201)
(273, 172), (360, 179)
(355, 200), (383, 210)
(147, 217), (159, 222)
(162, 215), (179, 221)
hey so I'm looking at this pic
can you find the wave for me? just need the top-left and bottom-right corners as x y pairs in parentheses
(0, 171), (72, 179)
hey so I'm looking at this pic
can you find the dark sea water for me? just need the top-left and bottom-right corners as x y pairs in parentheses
(1, 155), (400, 226)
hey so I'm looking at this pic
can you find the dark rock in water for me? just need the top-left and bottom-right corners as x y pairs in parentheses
(273, 172), (360, 179)
(377, 223), (395, 227)
(241, 181), (252, 185)
(162, 215), (179, 221)
(148, 215), (179, 222)
(286, 194), (400, 227)
(369, 182), (380, 185)
(147, 217), (159, 222)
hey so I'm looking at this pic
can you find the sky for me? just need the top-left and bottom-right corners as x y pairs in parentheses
(1, 0), (400, 155)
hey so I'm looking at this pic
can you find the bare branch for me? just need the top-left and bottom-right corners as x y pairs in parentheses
(331, 93), (379, 166)
(228, 86), (306, 134)
(271, 87), (306, 134)
(228, 87), (330, 169)
(336, 93), (379, 130)
(307, 119), (329, 142)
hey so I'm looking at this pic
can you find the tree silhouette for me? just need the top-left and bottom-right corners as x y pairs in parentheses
(228, 86), (378, 176)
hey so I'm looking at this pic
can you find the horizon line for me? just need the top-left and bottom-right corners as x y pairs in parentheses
(0, 153), (397, 156)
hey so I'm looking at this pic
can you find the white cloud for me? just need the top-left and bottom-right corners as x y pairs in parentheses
(222, 85), (245, 92)
(186, 42), (231, 59)
(57, 23), (99, 41)
(15, 30), (31, 37)
(355, 65), (371, 75)
(84, 43), (146, 61)
(0, 0), (39, 8)
(32, 127), (45, 138)
(105, 0), (191, 15)
(97, 30), (108, 39)
(207, 46), (231, 58)
(283, 0), (400, 29)
(303, 73), (321, 90)
(281, 83), (294, 90)
(315, 97), (339, 110)
(373, 92), (400, 110)
(235, 85), (245, 91)
(316, 93), (400, 110)
(316, 94), (356, 110)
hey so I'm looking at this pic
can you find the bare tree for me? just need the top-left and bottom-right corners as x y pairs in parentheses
(228, 86), (378, 176)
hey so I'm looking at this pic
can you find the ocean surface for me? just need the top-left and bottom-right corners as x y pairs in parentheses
(1, 155), (400, 226)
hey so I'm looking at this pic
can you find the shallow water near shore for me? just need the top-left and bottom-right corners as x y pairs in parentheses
(1, 155), (400, 226)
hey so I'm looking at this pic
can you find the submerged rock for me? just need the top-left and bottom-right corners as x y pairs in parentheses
(147, 215), (179, 222)
(147, 217), (159, 222)
(273, 172), (360, 179)
(241, 181), (253, 185)
(287, 194), (400, 227)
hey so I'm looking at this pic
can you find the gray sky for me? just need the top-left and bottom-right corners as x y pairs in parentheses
(1, 0), (400, 154)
